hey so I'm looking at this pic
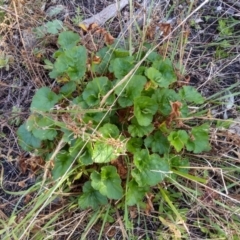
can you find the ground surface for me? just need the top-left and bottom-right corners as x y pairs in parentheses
(1, 0), (240, 239)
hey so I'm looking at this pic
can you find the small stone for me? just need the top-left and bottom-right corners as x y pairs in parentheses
(22, 29), (37, 50)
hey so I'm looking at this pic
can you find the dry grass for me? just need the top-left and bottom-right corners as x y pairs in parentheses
(1, 0), (240, 239)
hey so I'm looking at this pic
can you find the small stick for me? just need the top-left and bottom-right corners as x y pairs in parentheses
(82, 0), (129, 27)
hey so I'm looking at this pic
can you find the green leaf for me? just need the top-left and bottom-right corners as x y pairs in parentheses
(179, 86), (204, 104)
(57, 31), (80, 50)
(126, 180), (149, 206)
(78, 181), (108, 210)
(168, 130), (189, 152)
(110, 57), (134, 79)
(170, 155), (189, 174)
(146, 51), (162, 62)
(69, 139), (93, 165)
(145, 67), (164, 87)
(53, 49), (64, 59)
(31, 116), (57, 141)
(144, 131), (170, 154)
(91, 166), (123, 199)
(126, 137), (143, 154)
(30, 87), (60, 112)
(91, 142), (116, 163)
(64, 46), (87, 81)
(50, 46), (87, 82)
(180, 103), (190, 117)
(82, 77), (114, 106)
(79, 148), (93, 165)
(186, 124), (211, 153)
(99, 123), (119, 138)
(25, 114), (37, 131)
(83, 111), (111, 125)
(115, 75), (147, 107)
(132, 149), (170, 186)
(152, 88), (180, 116)
(128, 118), (154, 137)
(152, 58), (177, 87)
(92, 47), (112, 74)
(60, 82), (77, 96)
(61, 129), (74, 143)
(52, 150), (73, 180)
(49, 52), (68, 79)
(72, 95), (89, 109)
(45, 20), (63, 34)
(43, 59), (54, 70)
(33, 25), (47, 38)
(134, 96), (158, 126)
(17, 124), (42, 151)
(69, 138), (83, 157)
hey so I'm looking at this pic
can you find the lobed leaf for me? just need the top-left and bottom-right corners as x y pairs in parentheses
(78, 181), (108, 209)
(186, 123), (211, 153)
(45, 20), (63, 34)
(52, 150), (73, 180)
(145, 67), (163, 87)
(82, 77), (114, 106)
(91, 166), (123, 199)
(17, 124), (42, 152)
(128, 118), (154, 137)
(179, 86), (204, 104)
(64, 46), (87, 81)
(126, 180), (149, 206)
(60, 81), (77, 96)
(110, 57), (134, 79)
(98, 123), (119, 138)
(69, 139), (93, 166)
(57, 31), (80, 50)
(92, 47), (112, 74)
(132, 149), (170, 186)
(126, 137), (143, 154)
(144, 131), (170, 154)
(168, 130), (189, 152)
(134, 96), (158, 126)
(31, 116), (57, 141)
(152, 58), (177, 87)
(50, 46), (87, 82)
(152, 88), (180, 116)
(115, 75), (147, 107)
(91, 142), (116, 163)
(30, 87), (60, 112)
(170, 155), (189, 174)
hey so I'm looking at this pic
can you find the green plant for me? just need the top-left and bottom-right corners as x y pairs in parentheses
(217, 18), (234, 37)
(9, 106), (21, 126)
(0, 53), (13, 70)
(0, 0), (6, 23)
(215, 17), (238, 59)
(72, 7), (83, 26)
(17, 30), (211, 211)
(33, 20), (64, 38)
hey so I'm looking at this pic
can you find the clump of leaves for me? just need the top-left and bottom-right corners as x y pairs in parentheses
(33, 20), (64, 38)
(17, 30), (211, 210)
